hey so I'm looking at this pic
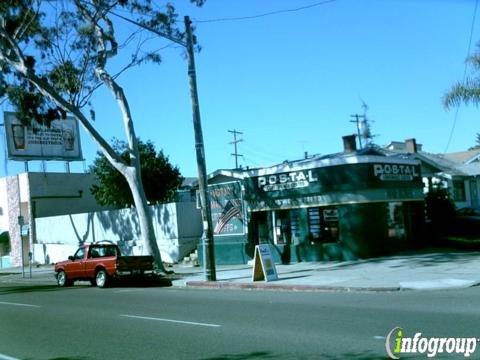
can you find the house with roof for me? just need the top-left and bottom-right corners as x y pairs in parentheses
(385, 139), (480, 210)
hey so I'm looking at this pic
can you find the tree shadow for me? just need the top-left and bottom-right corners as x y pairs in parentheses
(315, 250), (480, 272)
(200, 350), (391, 360)
(69, 212), (95, 246)
(0, 284), (72, 295)
(154, 204), (177, 239)
(96, 208), (140, 248)
(25, 357), (93, 360)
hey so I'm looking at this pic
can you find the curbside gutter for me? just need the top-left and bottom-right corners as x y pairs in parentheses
(185, 281), (401, 293)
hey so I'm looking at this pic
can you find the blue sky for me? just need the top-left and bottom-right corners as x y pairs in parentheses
(2, 0), (480, 178)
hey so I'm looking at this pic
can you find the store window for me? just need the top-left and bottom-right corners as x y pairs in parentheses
(307, 207), (339, 244)
(453, 181), (466, 202)
(387, 202), (406, 239)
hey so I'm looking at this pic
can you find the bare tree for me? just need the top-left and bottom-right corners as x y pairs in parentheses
(0, 0), (203, 272)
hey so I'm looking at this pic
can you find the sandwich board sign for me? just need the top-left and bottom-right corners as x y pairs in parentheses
(252, 244), (278, 282)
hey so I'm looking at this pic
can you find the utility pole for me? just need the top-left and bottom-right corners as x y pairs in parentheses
(350, 114), (365, 149)
(185, 16), (216, 281)
(106, 12), (217, 281)
(228, 129), (243, 169)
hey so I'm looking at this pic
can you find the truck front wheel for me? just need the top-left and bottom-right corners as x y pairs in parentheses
(95, 269), (109, 288)
(57, 271), (72, 287)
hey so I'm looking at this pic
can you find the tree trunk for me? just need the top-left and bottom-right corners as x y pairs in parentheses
(125, 167), (167, 273)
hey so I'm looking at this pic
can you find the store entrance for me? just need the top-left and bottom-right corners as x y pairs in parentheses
(250, 211), (269, 245)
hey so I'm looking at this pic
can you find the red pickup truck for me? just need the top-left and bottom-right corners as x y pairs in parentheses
(54, 243), (156, 288)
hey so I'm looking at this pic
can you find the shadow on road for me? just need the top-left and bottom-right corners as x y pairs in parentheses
(0, 277), (173, 294)
(25, 357), (93, 360)
(200, 350), (390, 360)
(0, 284), (65, 295)
(111, 277), (173, 288)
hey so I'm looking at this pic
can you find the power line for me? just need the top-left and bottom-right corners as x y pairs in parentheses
(195, 0), (337, 24)
(444, 0), (479, 153)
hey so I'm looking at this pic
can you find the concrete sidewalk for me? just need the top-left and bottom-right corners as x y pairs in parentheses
(171, 250), (480, 291)
(2, 250), (480, 292)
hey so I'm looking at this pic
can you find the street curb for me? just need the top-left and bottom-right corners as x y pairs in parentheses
(185, 281), (401, 293)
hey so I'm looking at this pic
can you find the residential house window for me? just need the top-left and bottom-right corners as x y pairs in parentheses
(453, 181), (466, 202)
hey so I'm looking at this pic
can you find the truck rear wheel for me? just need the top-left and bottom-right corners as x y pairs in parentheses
(95, 269), (109, 288)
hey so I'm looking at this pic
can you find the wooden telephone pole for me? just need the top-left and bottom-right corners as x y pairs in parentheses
(185, 16), (216, 281)
(228, 129), (243, 169)
(106, 13), (217, 281)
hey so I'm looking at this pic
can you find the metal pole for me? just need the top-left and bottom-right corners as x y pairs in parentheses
(17, 212), (25, 278)
(350, 114), (364, 149)
(184, 16), (216, 281)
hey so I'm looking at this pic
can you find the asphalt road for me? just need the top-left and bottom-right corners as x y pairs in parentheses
(0, 282), (480, 360)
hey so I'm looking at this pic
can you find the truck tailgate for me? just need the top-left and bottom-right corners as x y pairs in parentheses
(117, 256), (154, 271)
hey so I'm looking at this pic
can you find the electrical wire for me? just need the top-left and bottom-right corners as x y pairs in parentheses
(444, 0), (479, 153)
(194, 0), (337, 24)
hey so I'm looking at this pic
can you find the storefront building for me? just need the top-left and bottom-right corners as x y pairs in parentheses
(202, 138), (425, 265)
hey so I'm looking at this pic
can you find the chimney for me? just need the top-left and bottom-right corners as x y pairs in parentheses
(342, 135), (357, 153)
(405, 138), (417, 153)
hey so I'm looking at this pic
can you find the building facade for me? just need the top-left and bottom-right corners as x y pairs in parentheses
(202, 137), (425, 265)
(0, 172), (201, 267)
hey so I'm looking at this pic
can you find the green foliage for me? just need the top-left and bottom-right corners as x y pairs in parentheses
(468, 133), (480, 150)
(444, 49), (480, 109)
(90, 139), (184, 207)
(0, 231), (10, 254)
(425, 185), (456, 234)
(0, 0), (204, 125)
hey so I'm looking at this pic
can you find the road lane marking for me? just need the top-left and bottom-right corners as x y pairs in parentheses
(120, 314), (221, 328)
(0, 301), (40, 308)
(0, 352), (20, 360)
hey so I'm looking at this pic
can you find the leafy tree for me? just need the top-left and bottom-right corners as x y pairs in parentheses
(444, 46), (480, 109)
(91, 139), (184, 208)
(0, 0), (203, 272)
(468, 133), (480, 150)
(425, 185), (455, 236)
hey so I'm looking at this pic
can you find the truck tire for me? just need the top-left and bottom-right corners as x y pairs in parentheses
(57, 271), (72, 287)
(95, 269), (109, 288)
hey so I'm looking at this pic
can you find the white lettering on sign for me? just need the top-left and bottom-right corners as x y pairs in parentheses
(373, 164), (419, 181)
(257, 170), (318, 191)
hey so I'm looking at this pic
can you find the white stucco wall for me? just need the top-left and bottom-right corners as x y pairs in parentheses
(34, 202), (202, 264)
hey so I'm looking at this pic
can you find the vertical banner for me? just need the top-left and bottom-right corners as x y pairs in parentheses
(209, 182), (244, 235)
(4, 112), (83, 161)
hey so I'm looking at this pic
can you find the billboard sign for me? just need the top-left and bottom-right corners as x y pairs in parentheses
(4, 111), (82, 161)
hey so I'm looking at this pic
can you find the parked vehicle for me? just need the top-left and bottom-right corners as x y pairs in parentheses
(54, 242), (156, 288)
(453, 207), (480, 237)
